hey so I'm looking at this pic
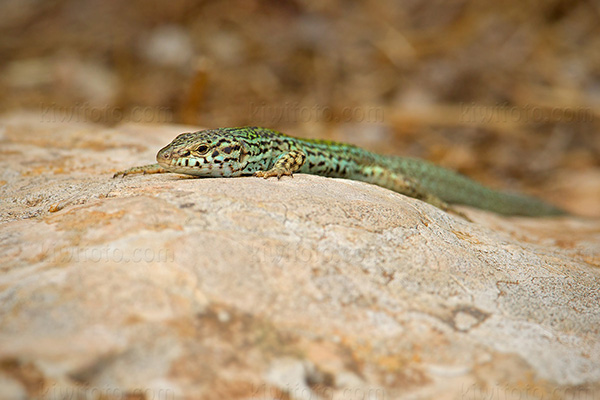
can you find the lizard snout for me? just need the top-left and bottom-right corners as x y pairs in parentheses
(156, 146), (174, 167)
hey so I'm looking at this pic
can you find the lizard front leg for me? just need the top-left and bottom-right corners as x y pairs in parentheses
(113, 163), (168, 178)
(255, 150), (306, 179)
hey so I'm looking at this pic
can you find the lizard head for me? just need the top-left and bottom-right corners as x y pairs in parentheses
(156, 129), (247, 177)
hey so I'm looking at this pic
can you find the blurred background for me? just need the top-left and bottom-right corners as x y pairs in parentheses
(1, 0), (599, 215)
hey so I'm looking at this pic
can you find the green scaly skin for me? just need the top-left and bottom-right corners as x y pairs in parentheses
(113, 126), (566, 217)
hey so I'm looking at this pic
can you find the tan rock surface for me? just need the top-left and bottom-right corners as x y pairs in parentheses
(1, 114), (599, 400)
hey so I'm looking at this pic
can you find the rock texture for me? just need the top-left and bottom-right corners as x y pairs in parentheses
(1, 114), (599, 400)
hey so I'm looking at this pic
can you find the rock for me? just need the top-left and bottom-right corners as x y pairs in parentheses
(0, 114), (599, 399)
(265, 358), (315, 400)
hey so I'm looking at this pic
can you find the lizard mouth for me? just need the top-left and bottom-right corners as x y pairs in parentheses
(156, 145), (202, 169)
(156, 147), (209, 175)
(156, 146), (192, 170)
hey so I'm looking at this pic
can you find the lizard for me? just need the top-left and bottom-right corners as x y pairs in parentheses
(113, 126), (566, 217)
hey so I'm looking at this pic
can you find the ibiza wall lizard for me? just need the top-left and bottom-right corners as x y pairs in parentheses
(113, 126), (566, 217)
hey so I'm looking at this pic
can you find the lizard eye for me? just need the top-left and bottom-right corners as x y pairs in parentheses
(192, 144), (209, 155)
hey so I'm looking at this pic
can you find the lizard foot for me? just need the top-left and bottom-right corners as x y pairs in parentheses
(113, 164), (167, 178)
(254, 167), (293, 179)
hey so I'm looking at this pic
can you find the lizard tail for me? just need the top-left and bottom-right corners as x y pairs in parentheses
(459, 190), (567, 216)
(391, 158), (567, 217)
